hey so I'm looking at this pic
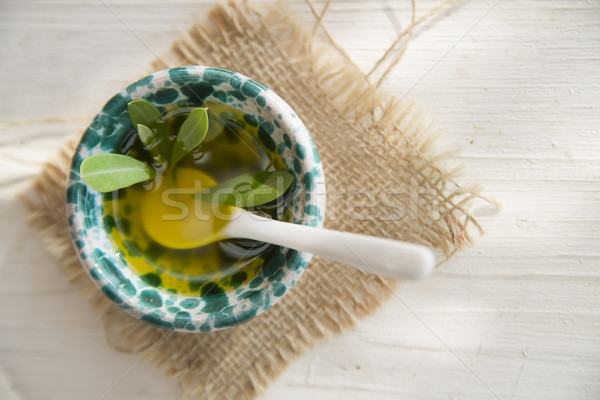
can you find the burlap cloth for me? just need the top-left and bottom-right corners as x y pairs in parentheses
(22, 1), (484, 399)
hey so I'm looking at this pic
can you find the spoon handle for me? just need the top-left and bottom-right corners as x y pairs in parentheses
(227, 212), (435, 281)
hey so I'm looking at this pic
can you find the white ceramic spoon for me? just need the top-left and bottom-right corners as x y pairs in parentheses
(143, 198), (436, 281)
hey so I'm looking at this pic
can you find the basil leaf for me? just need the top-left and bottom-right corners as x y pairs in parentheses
(171, 108), (209, 167)
(197, 170), (294, 207)
(136, 124), (161, 160)
(81, 154), (155, 192)
(127, 99), (171, 158)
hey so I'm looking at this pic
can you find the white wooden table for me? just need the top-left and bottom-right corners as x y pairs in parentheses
(1, 1), (599, 399)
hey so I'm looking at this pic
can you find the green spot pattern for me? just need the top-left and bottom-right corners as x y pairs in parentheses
(66, 66), (325, 332)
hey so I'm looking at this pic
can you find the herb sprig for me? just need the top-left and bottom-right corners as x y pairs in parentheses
(81, 99), (293, 207)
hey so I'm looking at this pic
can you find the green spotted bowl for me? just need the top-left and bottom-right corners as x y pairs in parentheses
(66, 66), (325, 332)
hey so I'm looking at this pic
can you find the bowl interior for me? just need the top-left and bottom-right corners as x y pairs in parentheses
(66, 66), (325, 332)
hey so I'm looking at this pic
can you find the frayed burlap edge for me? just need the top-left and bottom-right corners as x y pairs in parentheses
(21, 1), (487, 399)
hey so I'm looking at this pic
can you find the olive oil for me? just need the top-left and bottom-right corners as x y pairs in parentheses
(104, 103), (291, 296)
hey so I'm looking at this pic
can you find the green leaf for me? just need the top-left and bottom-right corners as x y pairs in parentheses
(136, 124), (161, 160)
(127, 99), (171, 159)
(81, 154), (155, 192)
(197, 170), (294, 207)
(171, 108), (209, 167)
(127, 99), (162, 127)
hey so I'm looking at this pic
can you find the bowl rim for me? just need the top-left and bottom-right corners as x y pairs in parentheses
(66, 66), (326, 332)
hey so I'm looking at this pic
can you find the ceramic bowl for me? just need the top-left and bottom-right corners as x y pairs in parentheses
(66, 66), (325, 332)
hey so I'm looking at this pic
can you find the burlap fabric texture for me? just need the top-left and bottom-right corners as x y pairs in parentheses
(22, 1), (483, 399)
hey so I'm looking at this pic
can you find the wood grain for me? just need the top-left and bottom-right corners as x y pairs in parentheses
(1, 1), (599, 399)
